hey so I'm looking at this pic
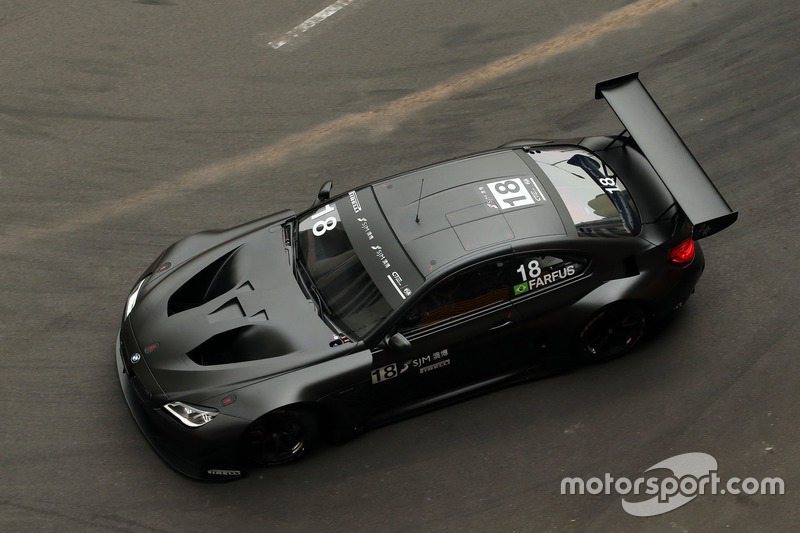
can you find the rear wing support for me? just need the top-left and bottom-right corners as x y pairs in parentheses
(595, 72), (737, 239)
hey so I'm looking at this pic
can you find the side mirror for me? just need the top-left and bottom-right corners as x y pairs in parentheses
(312, 181), (333, 206)
(383, 332), (413, 353)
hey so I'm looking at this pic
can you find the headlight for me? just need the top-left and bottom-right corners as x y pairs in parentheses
(163, 402), (218, 428)
(124, 277), (147, 318)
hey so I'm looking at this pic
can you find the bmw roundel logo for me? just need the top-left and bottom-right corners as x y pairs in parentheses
(131, 353), (141, 364)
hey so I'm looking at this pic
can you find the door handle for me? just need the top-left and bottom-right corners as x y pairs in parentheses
(489, 319), (514, 331)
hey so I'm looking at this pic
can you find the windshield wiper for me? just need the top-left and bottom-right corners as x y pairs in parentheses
(291, 223), (333, 318)
(296, 260), (328, 315)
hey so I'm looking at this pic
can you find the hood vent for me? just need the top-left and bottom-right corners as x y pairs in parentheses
(250, 310), (269, 322)
(208, 298), (246, 323)
(186, 325), (293, 366)
(168, 248), (241, 316)
(236, 281), (254, 292)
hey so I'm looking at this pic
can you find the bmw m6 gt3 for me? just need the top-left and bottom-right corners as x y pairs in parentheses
(116, 73), (737, 480)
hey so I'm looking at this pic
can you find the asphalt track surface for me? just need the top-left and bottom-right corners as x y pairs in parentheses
(1, 0), (798, 531)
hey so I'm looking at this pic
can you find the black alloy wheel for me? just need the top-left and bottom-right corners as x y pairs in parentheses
(576, 303), (647, 363)
(242, 408), (318, 465)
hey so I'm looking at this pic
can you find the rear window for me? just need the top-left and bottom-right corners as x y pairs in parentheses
(528, 148), (640, 236)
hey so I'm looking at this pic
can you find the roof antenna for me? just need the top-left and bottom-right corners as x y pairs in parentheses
(415, 178), (425, 223)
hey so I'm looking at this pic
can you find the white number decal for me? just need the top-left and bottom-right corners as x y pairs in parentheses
(371, 364), (398, 384)
(487, 178), (536, 209)
(516, 260), (541, 281)
(311, 203), (335, 219)
(598, 176), (621, 193)
(308, 204), (339, 236)
(312, 216), (337, 236)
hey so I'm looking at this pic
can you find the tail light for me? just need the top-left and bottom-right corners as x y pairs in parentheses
(669, 238), (695, 266)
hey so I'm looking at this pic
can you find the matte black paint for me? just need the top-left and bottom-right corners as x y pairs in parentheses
(116, 73), (735, 480)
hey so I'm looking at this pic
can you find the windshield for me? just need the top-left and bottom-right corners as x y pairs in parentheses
(295, 188), (424, 340)
(528, 147), (641, 236)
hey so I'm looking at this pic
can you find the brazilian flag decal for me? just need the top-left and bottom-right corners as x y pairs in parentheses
(514, 282), (529, 296)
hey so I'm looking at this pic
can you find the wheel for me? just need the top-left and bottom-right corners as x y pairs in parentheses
(575, 303), (647, 363)
(241, 408), (318, 465)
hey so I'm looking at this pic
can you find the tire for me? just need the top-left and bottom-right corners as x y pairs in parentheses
(241, 408), (319, 466)
(575, 303), (647, 363)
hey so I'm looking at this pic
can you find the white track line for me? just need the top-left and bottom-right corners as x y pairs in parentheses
(269, 0), (359, 49)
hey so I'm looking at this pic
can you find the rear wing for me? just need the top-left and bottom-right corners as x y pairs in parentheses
(595, 72), (737, 239)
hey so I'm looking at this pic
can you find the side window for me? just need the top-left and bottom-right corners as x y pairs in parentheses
(511, 254), (589, 297)
(399, 258), (515, 331)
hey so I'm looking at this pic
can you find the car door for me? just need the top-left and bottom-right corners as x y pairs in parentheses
(368, 256), (529, 413)
(507, 251), (596, 350)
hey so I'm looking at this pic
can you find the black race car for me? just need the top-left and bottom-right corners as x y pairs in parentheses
(116, 73), (737, 480)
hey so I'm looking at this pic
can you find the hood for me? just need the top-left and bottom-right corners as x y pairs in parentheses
(126, 217), (343, 402)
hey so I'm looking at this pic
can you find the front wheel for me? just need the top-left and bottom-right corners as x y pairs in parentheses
(575, 303), (647, 363)
(241, 408), (319, 466)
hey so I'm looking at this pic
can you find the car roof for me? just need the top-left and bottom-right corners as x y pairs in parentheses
(371, 150), (566, 276)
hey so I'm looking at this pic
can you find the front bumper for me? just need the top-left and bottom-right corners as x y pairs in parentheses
(115, 329), (249, 481)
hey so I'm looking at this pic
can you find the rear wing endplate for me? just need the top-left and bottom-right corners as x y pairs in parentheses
(595, 72), (737, 239)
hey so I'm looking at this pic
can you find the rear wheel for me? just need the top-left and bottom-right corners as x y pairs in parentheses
(576, 303), (647, 363)
(241, 408), (318, 466)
